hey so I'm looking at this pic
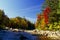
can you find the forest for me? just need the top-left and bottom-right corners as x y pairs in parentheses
(35, 0), (60, 31)
(0, 10), (35, 30)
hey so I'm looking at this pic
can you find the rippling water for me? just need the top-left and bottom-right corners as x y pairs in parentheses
(0, 30), (37, 40)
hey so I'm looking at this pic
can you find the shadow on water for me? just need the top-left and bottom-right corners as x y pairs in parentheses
(20, 35), (28, 40)
(0, 37), (3, 40)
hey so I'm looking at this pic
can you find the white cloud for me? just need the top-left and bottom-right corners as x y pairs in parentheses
(15, 5), (42, 13)
(19, 5), (41, 10)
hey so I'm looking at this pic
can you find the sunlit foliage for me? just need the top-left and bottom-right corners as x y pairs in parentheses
(0, 9), (35, 30)
(35, 0), (60, 31)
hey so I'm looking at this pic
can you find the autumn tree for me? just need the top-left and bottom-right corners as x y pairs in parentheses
(9, 16), (35, 30)
(46, 0), (60, 23)
(0, 9), (35, 30)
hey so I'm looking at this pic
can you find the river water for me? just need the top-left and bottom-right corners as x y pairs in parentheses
(0, 30), (37, 40)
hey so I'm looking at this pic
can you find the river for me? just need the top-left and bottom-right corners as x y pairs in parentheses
(0, 30), (37, 40)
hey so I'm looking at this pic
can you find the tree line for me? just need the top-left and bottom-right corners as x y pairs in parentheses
(0, 10), (35, 30)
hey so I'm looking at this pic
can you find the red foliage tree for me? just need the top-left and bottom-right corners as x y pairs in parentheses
(43, 6), (51, 24)
(37, 14), (41, 21)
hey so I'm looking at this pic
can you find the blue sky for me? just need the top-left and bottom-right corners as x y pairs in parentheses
(0, 0), (45, 23)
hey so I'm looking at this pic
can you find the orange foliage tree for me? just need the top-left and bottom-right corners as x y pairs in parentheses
(35, 6), (51, 30)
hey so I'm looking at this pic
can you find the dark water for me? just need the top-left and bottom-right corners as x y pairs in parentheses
(0, 30), (37, 40)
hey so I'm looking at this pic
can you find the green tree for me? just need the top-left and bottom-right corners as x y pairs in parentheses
(0, 10), (9, 29)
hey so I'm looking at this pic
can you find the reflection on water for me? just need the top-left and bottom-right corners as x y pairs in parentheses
(0, 30), (37, 40)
